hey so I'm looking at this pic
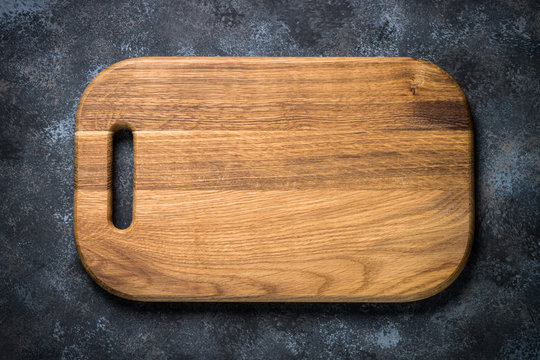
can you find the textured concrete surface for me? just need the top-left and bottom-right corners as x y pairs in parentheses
(1, 0), (539, 359)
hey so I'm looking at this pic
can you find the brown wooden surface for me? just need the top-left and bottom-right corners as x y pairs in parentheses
(74, 57), (473, 302)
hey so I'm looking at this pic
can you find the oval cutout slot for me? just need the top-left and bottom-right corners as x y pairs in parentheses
(112, 129), (133, 229)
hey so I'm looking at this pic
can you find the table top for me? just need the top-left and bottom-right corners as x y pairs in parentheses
(1, 1), (538, 358)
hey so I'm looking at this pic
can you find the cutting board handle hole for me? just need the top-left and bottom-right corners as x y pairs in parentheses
(112, 128), (133, 230)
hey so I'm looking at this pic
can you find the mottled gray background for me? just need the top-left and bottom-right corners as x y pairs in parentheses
(1, 0), (539, 359)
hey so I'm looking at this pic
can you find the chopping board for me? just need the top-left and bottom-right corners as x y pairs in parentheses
(74, 57), (473, 302)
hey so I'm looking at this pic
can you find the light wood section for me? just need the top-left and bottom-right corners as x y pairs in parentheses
(74, 57), (473, 302)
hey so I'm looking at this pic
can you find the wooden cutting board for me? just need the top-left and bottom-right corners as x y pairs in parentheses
(74, 57), (473, 302)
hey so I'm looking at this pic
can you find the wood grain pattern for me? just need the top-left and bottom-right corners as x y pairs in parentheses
(74, 57), (473, 302)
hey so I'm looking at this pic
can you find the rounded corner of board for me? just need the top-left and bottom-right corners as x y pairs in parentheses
(76, 58), (138, 107)
(412, 58), (470, 99)
(77, 256), (143, 302)
(76, 57), (160, 131)
(404, 239), (473, 303)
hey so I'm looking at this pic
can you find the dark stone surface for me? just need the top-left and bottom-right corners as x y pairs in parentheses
(1, 0), (538, 358)
(112, 129), (133, 230)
